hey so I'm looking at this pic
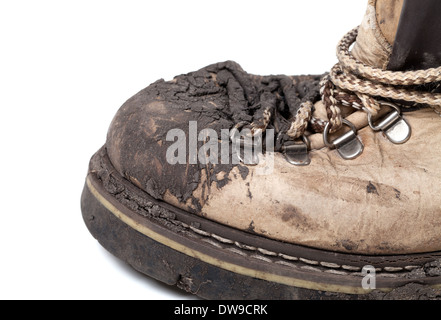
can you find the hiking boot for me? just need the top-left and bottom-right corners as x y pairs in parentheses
(81, 0), (441, 299)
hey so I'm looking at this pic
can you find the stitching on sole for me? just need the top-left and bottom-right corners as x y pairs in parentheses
(91, 150), (439, 277)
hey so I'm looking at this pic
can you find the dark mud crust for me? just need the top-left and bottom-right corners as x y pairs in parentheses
(81, 147), (441, 300)
(106, 61), (323, 211)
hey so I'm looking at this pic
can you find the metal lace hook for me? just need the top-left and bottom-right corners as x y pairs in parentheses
(368, 101), (411, 144)
(282, 135), (311, 166)
(323, 119), (364, 160)
(230, 122), (262, 165)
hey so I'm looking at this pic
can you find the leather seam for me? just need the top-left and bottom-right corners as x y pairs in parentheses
(92, 148), (438, 277)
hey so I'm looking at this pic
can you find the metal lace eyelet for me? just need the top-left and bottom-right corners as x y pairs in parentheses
(368, 101), (411, 144)
(282, 135), (311, 166)
(323, 119), (364, 160)
(230, 122), (262, 165)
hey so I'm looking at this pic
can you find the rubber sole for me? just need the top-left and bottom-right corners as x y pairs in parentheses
(81, 147), (441, 299)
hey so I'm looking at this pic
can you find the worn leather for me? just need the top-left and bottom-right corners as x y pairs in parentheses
(106, 70), (441, 255)
(351, 0), (441, 71)
(388, 0), (441, 71)
(199, 108), (441, 255)
(351, 0), (403, 69)
(375, 0), (403, 46)
(105, 1), (441, 256)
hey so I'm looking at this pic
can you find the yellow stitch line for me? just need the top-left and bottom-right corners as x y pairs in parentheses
(86, 176), (381, 295)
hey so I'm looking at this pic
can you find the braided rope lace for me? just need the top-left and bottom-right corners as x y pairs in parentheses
(282, 27), (441, 141)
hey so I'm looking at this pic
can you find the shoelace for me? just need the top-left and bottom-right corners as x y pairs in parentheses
(240, 26), (441, 165)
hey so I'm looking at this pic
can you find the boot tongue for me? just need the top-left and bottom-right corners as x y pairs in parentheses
(388, 0), (441, 71)
(352, 0), (441, 72)
(351, 0), (402, 70)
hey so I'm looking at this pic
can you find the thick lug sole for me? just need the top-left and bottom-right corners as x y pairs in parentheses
(80, 147), (441, 300)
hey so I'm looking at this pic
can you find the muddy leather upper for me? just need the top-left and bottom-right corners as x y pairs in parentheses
(106, 0), (441, 255)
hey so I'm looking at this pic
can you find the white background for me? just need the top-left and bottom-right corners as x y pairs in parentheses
(1, 0), (366, 300)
